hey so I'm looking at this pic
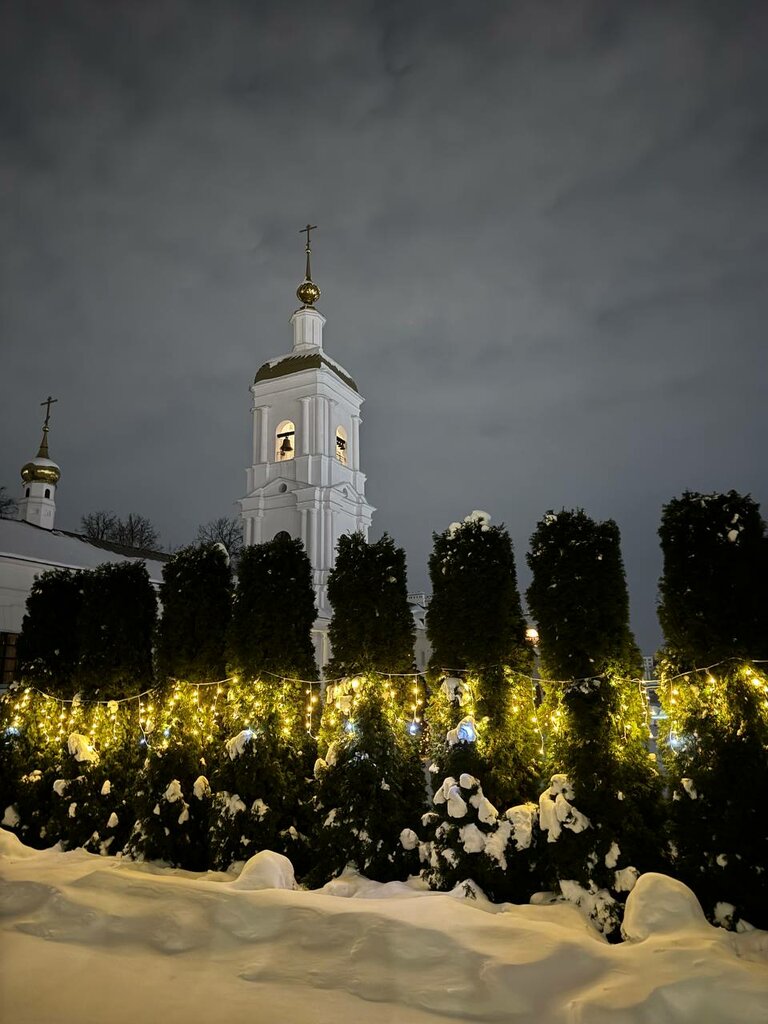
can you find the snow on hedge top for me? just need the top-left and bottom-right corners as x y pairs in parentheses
(446, 510), (491, 538)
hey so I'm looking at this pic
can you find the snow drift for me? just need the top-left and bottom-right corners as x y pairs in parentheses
(1, 832), (767, 1023)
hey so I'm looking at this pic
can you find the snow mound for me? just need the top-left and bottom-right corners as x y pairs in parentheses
(229, 850), (296, 891)
(0, 838), (766, 1024)
(318, 867), (425, 900)
(622, 872), (708, 941)
(0, 827), (39, 860)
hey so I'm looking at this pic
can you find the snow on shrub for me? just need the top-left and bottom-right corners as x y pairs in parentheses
(416, 772), (542, 903)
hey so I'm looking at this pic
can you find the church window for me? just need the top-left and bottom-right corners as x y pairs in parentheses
(275, 420), (295, 462)
(44, 488), (51, 499)
(25, 488), (30, 497)
(274, 530), (291, 542)
(335, 426), (348, 465)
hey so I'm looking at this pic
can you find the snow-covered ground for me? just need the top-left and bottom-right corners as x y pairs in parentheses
(1, 830), (767, 1024)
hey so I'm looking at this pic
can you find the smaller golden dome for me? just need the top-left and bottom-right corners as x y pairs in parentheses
(21, 459), (61, 485)
(296, 278), (321, 307)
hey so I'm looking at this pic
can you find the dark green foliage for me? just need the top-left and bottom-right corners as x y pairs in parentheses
(427, 514), (531, 673)
(125, 734), (213, 871)
(658, 491), (768, 668)
(327, 532), (415, 676)
(308, 680), (425, 886)
(157, 544), (233, 682)
(661, 664), (768, 929)
(45, 744), (141, 856)
(526, 509), (641, 680)
(76, 561), (157, 698)
(17, 569), (84, 694)
(228, 536), (317, 680)
(0, 727), (58, 848)
(539, 678), (664, 928)
(208, 711), (313, 872)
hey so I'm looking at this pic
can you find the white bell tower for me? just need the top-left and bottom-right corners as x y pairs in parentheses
(239, 227), (374, 645)
(18, 396), (61, 531)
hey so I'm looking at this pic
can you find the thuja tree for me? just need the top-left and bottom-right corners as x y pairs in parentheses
(425, 512), (535, 802)
(308, 676), (425, 886)
(76, 561), (157, 699)
(157, 543), (233, 682)
(418, 512), (542, 900)
(658, 491), (768, 669)
(658, 492), (768, 928)
(526, 509), (640, 680)
(311, 532), (424, 884)
(526, 509), (661, 937)
(327, 532), (415, 676)
(17, 569), (84, 695)
(227, 536), (317, 681)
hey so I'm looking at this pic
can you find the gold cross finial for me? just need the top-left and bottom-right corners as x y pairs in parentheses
(296, 224), (321, 306)
(300, 223), (317, 253)
(41, 395), (58, 430)
(37, 395), (57, 458)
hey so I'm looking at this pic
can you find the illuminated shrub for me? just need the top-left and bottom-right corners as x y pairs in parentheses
(308, 676), (424, 886)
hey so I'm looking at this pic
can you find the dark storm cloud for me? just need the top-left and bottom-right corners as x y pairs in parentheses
(1, 0), (766, 650)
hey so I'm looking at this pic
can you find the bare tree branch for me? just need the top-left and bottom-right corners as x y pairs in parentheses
(196, 516), (244, 558)
(0, 486), (18, 520)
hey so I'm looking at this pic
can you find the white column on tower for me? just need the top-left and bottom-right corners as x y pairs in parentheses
(299, 397), (311, 455)
(351, 414), (361, 471)
(258, 406), (270, 464)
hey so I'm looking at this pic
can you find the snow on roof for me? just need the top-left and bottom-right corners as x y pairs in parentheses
(0, 518), (168, 583)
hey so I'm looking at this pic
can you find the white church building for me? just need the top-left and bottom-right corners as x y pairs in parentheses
(0, 230), (429, 681)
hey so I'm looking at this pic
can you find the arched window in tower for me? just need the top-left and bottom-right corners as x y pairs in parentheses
(335, 425), (348, 466)
(275, 420), (295, 462)
(44, 488), (51, 499)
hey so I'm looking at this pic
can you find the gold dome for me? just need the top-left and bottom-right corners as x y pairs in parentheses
(21, 459), (61, 485)
(296, 278), (321, 307)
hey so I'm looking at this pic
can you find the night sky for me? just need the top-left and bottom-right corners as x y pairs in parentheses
(2, 1), (767, 652)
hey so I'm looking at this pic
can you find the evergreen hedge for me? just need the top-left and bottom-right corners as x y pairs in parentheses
(17, 569), (84, 695)
(327, 532), (415, 676)
(526, 509), (640, 680)
(658, 490), (768, 669)
(157, 543), (233, 682)
(227, 536), (317, 680)
(658, 491), (768, 928)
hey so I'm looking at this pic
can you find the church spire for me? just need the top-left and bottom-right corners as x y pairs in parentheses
(296, 223), (321, 308)
(19, 396), (61, 530)
(36, 395), (57, 459)
(21, 396), (60, 485)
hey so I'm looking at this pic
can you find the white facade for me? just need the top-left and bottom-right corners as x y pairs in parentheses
(239, 290), (374, 651)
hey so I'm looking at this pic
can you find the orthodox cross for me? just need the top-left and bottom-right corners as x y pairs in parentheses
(41, 395), (58, 430)
(300, 223), (318, 251)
